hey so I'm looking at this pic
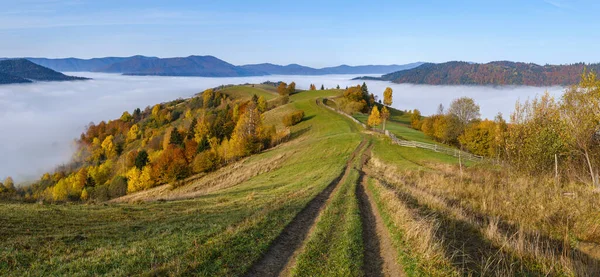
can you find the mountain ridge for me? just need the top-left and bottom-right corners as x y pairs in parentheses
(0, 59), (89, 85)
(1, 55), (423, 77)
(372, 61), (600, 86)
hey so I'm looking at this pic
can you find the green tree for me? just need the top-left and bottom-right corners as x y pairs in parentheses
(134, 150), (149, 170)
(169, 127), (184, 146)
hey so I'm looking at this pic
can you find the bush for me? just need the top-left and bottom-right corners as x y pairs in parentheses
(282, 110), (304, 127)
(108, 175), (128, 198)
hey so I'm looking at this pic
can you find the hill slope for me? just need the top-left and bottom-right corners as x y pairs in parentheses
(0, 59), (88, 84)
(2, 86), (600, 275)
(379, 61), (599, 86)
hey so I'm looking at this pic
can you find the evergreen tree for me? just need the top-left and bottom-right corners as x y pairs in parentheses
(134, 150), (149, 170)
(169, 127), (184, 146)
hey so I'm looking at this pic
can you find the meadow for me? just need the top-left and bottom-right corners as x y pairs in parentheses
(1, 86), (599, 276)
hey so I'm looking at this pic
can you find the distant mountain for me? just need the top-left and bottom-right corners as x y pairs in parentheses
(0, 59), (88, 85)
(0, 72), (30, 84)
(377, 61), (600, 86)
(1, 55), (423, 77)
(23, 57), (130, 72)
(98, 55), (264, 77)
(240, 62), (424, 75)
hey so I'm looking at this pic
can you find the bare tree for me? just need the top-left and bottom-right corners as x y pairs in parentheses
(448, 97), (480, 126)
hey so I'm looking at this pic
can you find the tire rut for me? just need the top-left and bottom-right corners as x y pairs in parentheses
(357, 146), (405, 277)
(244, 139), (368, 277)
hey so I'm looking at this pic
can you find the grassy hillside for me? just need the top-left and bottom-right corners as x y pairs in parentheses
(2, 85), (600, 276)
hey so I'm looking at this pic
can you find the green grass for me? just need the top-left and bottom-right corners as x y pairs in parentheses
(1, 88), (482, 276)
(0, 89), (362, 276)
(219, 85), (278, 101)
(291, 141), (367, 277)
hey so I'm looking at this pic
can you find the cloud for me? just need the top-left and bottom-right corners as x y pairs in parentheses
(0, 73), (564, 183)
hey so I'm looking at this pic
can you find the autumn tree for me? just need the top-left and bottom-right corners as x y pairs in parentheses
(120, 111), (133, 122)
(448, 97), (481, 127)
(203, 88), (215, 108)
(257, 96), (268, 113)
(367, 106), (382, 128)
(127, 124), (141, 142)
(3, 177), (15, 193)
(230, 101), (264, 157)
(560, 71), (600, 186)
(310, 84), (316, 90)
(506, 92), (566, 174)
(458, 120), (498, 156)
(410, 109), (422, 129)
(277, 82), (289, 96)
(381, 106), (390, 131)
(383, 87), (393, 106)
(287, 82), (296, 95)
(152, 145), (190, 183)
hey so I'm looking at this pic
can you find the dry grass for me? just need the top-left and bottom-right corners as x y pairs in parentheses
(368, 155), (600, 276)
(111, 151), (293, 203)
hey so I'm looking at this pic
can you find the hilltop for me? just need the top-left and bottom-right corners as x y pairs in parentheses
(0, 59), (88, 84)
(357, 61), (600, 86)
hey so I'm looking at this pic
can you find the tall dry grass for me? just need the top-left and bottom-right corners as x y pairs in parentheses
(368, 156), (600, 276)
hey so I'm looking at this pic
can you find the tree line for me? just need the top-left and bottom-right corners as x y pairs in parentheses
(410, 71), (600, 186)
(9, 85), (296, 202)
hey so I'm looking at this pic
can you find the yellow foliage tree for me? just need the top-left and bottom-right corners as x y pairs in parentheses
(257, 96), (268, 113)
(126, 166), (153, 193)
(383, 87), (393, 106)
(101, 135), (116, 158)
(52, 179), (69, 201)
(127, 124), (141, 142)
(410, 109), (422, 129)
(80, 188), (89, 201)
(381, 106), (390, 131)
(367, 106), (382, 128)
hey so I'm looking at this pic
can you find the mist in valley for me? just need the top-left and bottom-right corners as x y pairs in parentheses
(0, 72), (564, 183)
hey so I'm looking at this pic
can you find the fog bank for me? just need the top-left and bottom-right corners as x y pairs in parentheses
(0, 73), (563, 183)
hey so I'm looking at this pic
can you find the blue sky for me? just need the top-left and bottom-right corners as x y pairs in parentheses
(0, 0), (598, 67)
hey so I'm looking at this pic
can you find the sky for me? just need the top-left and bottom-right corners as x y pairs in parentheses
(0, 0), (599, 67)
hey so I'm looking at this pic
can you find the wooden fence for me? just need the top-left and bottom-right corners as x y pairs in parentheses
(319, 98), (483, 162)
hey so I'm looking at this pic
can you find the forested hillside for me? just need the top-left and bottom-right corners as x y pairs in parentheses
(0, 59), (88, 84)
(3, 83), (298, 202)
(379, 61), (599, 86)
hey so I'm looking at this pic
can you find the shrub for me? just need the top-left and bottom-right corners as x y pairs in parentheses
(283, 110), (305, 127)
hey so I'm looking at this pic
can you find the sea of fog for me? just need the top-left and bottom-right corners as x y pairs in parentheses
(0, 72), (564, 183)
